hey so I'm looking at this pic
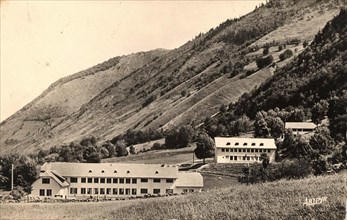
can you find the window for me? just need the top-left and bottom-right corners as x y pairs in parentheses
(260, 143), (264, 146)
(114, 170), (117, 173)
(189, 189), (194, 193)
(89, 170), (92, 173)
(255, 149), (259, 153)
(230, 149), (234, 152)
(222, 148), (225, 152)
(39, 189), (45, 196)
(125, 188), (130, 195)
(42, 178), (50, 184)
(242, 156), (246, 160)
(251, 149), (254, 152)
(131, 189), (137, 195)
(46, 189), (52, 196)
(119, 178), (124, 184)
(127, 170), (130, 174)
(235, 142), (239, 146)
(94, 188), (99, 194)
(107, 178), (112, 184)
(100, 188), (105, 195)
(106, 188), (111, 195)
(230, 156), (233, 160)
(70, 188), (77, 194)
(247, 156), (250, 160)
(259, 149), (262, 153)
(100, 178), (105, 184)
(119, 188), (124, 195)
(113, 178), (118, 184)
(247, 149), (250, 152)
(94, 178), (99, 183)
(226, 149), (229, 152)
(226, 156), (229, 159)
(268, 149), (271, 153)
(101, 170), (105, 173)
(234, 156), (238, 161)
(166, 189), (173, 194)
(153, 189), (160, 194)
(166, 179), (174, 183)
(70, 177), (78, 183)
(126, 178), (131, 184)
(132, 178), (137, 184)
(243, 149), (246, 152)
(81, 178), (86, 183)
(88, 178), (93, 183)
(81, 188), (86, 194)
(141, 178), (148, 183)
(113, 188), (118, 195)
(141, 188), (148, 194)
(226, 142), (231, 146)
(243, 143), (248, 146)
(238, 149), (242, 152)
(183, 189), (188, 193)
(251, 143), (256, 146)
(153, 178), (161, 183)
(87, 188), (92, 194)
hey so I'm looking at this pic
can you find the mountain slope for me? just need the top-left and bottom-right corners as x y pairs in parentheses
(0, 0), (343, 154)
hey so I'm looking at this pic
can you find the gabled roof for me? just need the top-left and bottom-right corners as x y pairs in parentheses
(41, 162), (179, 178)
(214, 137), (277, 149)
(175, 172), (203, 188)
(285, 122), (316, 129)
(40, 170), (69, 187)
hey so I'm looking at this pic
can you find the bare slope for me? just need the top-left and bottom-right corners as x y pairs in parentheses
(0, 0), (342, 154)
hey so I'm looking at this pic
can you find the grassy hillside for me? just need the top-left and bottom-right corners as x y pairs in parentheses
(1, 173), (345, 219)
(0, 0), (342, 154)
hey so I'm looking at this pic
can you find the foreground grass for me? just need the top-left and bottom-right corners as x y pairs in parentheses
(1, 173), (345, 220)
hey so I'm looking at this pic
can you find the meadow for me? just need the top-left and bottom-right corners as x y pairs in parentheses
(1, 173), (345, 220)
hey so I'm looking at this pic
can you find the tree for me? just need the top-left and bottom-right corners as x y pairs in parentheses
(233, 115), (253, 135)
(115, 140), (129, 157)
(87, 152), (101, 163)
(194, 132), (215, 163)
(309, 127), (334, 155)
(311, 100), (329, 124)
(0, 154), (37, 192)
(263, 46), (269, 55)
(255, 118), (270, 137)
(279, 49), (293, 61)
(260, 153), (270, 169)
(256, 55), (274, 69)
(267, 117), (285, 139)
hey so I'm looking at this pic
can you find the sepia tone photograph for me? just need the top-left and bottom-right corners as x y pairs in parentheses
(0, 0), (346, 219)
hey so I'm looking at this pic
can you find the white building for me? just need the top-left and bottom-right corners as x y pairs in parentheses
(285, 122), (316, 136)
(30, 162), (203, 199)
(214, 137), (277, 163)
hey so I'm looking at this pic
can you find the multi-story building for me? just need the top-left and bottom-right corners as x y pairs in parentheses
(285, 122), (316, 136)
(30, 162), (203, 199)
(214, 137), (277, 163)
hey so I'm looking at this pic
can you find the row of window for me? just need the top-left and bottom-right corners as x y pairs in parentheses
(225, 142), (264, 146)
(69, 187), (172, 195)
(225, 155), (261, 161)
(39, 189), (52, 196)
(221, 148), (271, 153)
(291, 128), (314, 132)
(42, 178), (174, 185)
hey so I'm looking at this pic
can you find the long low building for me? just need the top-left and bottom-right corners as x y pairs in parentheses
(214, 137), (277, 163)
(285, 122), (316, 136)
(30, 162), (203, 199)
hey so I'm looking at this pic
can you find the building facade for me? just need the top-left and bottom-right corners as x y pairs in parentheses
(214, 137), (277, 163)
(285, 122), (316, 136)
(30, 162), (203, 199)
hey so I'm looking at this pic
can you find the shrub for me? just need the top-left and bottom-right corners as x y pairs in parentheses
(279, 49), (293, 61)
(256, 55), (274, 69)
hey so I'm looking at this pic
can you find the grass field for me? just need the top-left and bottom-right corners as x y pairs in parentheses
(1, 173), (345, 220)
(102, 146), (196, 164)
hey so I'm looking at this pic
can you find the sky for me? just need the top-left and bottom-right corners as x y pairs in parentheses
(0, 0), (265, 121)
